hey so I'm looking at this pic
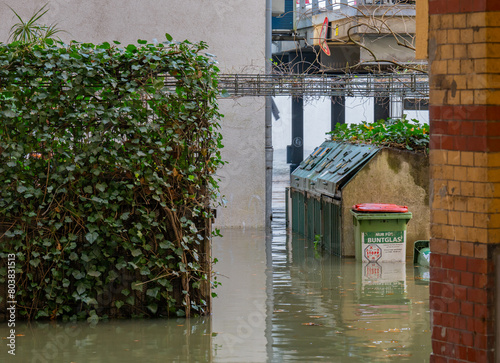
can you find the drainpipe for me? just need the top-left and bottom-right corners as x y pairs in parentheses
(265, 2), (275, 359)
(265, 0), (273, 230)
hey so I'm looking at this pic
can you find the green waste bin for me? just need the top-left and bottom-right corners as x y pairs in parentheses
(413, 240), (431, 267)
(351, 203), (412, 263)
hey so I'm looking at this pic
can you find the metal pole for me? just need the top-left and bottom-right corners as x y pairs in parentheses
(265, 0), (273, 229)
(331, 95), (345, 131)
(265, 3), (275, 359)
(290, 96), (304, 173)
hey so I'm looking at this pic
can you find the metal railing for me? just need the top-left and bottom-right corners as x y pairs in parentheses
(212, 73), (428, 98)
(297, 0), (415, 14)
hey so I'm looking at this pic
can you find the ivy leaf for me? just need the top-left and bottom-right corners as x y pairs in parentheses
(72, 270), (85, 280)
(121, 289), (130, 297)
(159, 241), (172, 249)
(96, 183), (107, 192)
(165, 33), (173, 42)
(17, 185), (27, 193)
(131, 249), (142, 257)
(126, 44), (137, 53)
(116, 259), (127, 270)
(146, 287), (159, 298)
(3, 110), (16, 118)
(131, 281), (143, 291)
(88, 270), (101, 277)
(147, 303), (158, 314)
(35, 310), (49, 319)
(85, 232), (99, 244)
(107, 270), (119, 281)
(76, 283), (86, 296)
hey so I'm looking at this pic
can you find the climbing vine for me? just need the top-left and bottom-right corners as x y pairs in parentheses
(0, 36), (223, 320)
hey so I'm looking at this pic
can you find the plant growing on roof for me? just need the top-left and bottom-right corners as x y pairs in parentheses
(328, 116), (429, 153)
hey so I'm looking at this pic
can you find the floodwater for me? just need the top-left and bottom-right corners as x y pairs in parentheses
(0, 152), (431, 362)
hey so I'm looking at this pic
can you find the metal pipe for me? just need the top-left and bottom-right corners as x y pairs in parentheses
(265, 0), (273, 230)
(264, 1), (275, 357)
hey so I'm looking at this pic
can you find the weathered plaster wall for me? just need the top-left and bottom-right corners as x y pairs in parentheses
(341, 148), (430, 257)
(0, 0), (266, 227)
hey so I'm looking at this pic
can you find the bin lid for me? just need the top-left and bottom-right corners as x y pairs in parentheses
(314, 142), (380, 196)
(352, 203), (408, 213)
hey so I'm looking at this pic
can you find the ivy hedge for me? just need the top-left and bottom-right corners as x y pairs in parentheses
(0, 36), (223, 320)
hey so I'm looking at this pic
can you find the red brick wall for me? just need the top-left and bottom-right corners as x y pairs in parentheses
(429, 1), (500, 362)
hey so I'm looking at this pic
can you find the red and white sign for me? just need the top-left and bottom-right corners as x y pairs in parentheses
(319, 17), (330, 56)
(364, 244), (381, 262)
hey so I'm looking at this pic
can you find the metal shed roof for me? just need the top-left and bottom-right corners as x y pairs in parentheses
(291, 141), (380, 198)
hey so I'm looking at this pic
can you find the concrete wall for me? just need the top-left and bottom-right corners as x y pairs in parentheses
(360, 35), (416, 63)
(342, 148), (430, 257)
(0, 0), (266, 228)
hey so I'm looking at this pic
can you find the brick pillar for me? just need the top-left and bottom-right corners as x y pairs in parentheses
(429, 1), (500, 362)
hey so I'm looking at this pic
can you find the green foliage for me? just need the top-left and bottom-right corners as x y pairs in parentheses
(328, 116), (429, 153)
(0, 36), (223, 320)
(8, 4), (65, 44)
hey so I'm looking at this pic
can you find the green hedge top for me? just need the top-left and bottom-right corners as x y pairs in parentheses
(0, 37), (223, 320)
(329, 116), (429, 153)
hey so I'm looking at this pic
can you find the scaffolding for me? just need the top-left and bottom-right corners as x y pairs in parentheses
(212, 73), (428, 99)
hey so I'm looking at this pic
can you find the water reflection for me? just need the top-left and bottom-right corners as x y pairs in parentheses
(7, 318), (211, 363)
(269, 233), (430, 362)
(0, 228), (430, 362)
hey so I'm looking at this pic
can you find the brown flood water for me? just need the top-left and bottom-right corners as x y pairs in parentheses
(0, 228), (431, 363)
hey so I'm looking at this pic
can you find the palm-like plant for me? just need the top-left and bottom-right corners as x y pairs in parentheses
(8, 3), (65, 44)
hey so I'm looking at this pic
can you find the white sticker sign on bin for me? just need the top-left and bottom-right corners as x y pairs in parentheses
(362, 231), (406, 262)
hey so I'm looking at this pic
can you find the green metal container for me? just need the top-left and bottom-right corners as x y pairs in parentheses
(321, 196), (342, 256)
(289, 141), (382, 256)
(305, 196), (321, 241)
(291, 190), (305, 235)
(351, 211), (412, 262)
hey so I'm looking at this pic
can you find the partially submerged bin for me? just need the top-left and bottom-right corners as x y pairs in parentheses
(288, 141), (380, 255)
(413, 240), (430, 267)
(351, 203), (412, 262)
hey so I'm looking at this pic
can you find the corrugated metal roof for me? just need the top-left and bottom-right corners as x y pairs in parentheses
(290, 140), (342, 191)
(291, 141), (380, 197)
